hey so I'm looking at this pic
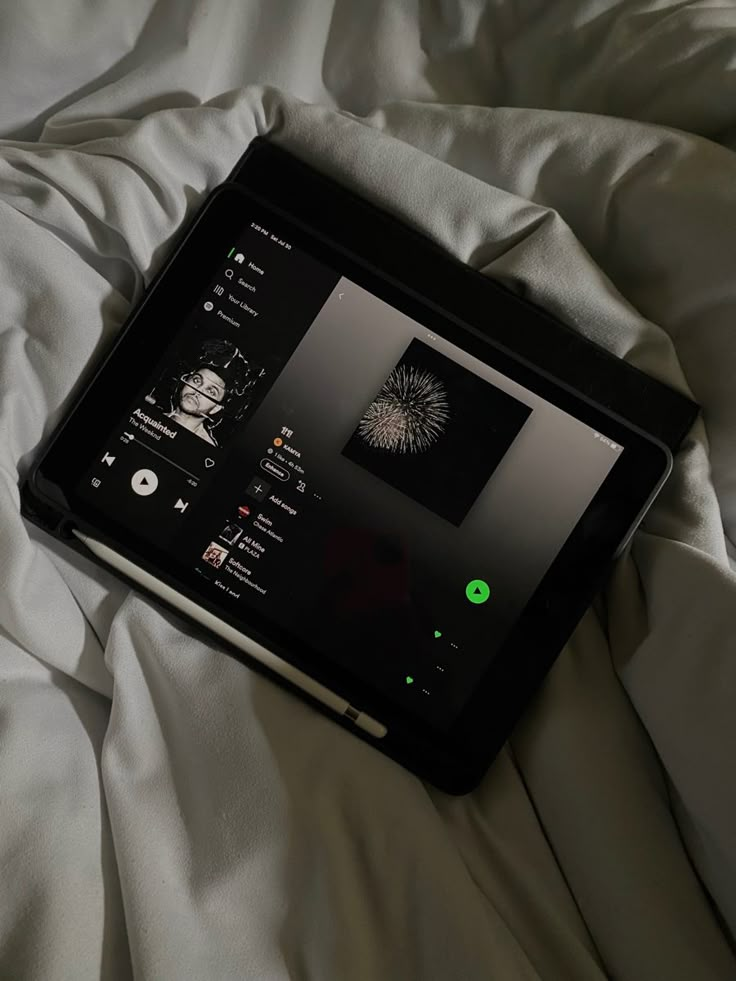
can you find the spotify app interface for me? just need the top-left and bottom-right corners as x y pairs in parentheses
(80, 215), (624, 727)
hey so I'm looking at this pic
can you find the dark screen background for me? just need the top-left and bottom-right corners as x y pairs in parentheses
(79, 216), (623, 728)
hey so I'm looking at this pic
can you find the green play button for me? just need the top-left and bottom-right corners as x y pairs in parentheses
(465, 579), (490, 604)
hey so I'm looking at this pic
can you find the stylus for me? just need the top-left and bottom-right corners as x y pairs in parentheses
(72, 530), (387, 739)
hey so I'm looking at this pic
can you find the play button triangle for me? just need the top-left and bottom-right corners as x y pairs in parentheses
(131, 469), (159, 496)
(465, 579), (490, 604)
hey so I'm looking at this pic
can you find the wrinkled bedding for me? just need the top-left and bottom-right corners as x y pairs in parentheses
(1, 2), (735, 979)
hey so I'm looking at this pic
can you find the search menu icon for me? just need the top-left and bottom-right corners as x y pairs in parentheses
(225, 269), (234, 279)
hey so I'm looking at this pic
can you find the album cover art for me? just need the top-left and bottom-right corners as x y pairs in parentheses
(343, 339), (532, 525)
(146, 337), (267, 448)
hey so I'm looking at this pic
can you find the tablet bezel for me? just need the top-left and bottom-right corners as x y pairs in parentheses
(26, 183), (672, 792)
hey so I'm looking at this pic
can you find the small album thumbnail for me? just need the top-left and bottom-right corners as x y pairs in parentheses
(202, 541), (229, 569)
(219, 523), (243, 546)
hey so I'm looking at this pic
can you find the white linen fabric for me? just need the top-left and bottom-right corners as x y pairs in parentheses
(0, 2), (735, 979)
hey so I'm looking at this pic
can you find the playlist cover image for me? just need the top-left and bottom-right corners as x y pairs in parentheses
(343, 339), (532, 525)
(145, 337), (268, 448)
(202, 542), (229, 569)
(219, 523), (243, 546)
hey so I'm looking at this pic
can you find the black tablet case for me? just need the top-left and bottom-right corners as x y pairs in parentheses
(17, 139), (699, 791)
(228, 138), (698, 454)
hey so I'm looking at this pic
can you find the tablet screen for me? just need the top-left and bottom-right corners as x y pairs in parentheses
(77, 207), (625, 727)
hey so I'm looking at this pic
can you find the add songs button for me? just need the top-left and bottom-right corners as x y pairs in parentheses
(260, 458), (289, 481)
(465, 579), (490, 604)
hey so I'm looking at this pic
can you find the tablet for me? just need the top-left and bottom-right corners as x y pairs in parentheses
(24, 177), (675, 792)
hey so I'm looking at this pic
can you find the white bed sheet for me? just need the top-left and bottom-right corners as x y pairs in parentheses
(0, 3), (735, 979)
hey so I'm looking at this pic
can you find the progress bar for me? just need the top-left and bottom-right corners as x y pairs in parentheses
(123, 434), (200, 483)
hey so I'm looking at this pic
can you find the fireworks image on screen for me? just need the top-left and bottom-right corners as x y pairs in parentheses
(357, 365), (450, 453)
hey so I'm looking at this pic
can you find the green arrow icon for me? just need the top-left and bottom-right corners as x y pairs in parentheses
(465, 579), (491, 604)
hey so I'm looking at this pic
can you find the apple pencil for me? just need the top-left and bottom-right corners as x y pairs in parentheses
(72, 530), (387, 739)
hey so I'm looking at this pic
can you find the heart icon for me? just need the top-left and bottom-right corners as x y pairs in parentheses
(405, 676), (414, 685)
(434, 630), (442, 639)
(205, 458), (215, 468)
